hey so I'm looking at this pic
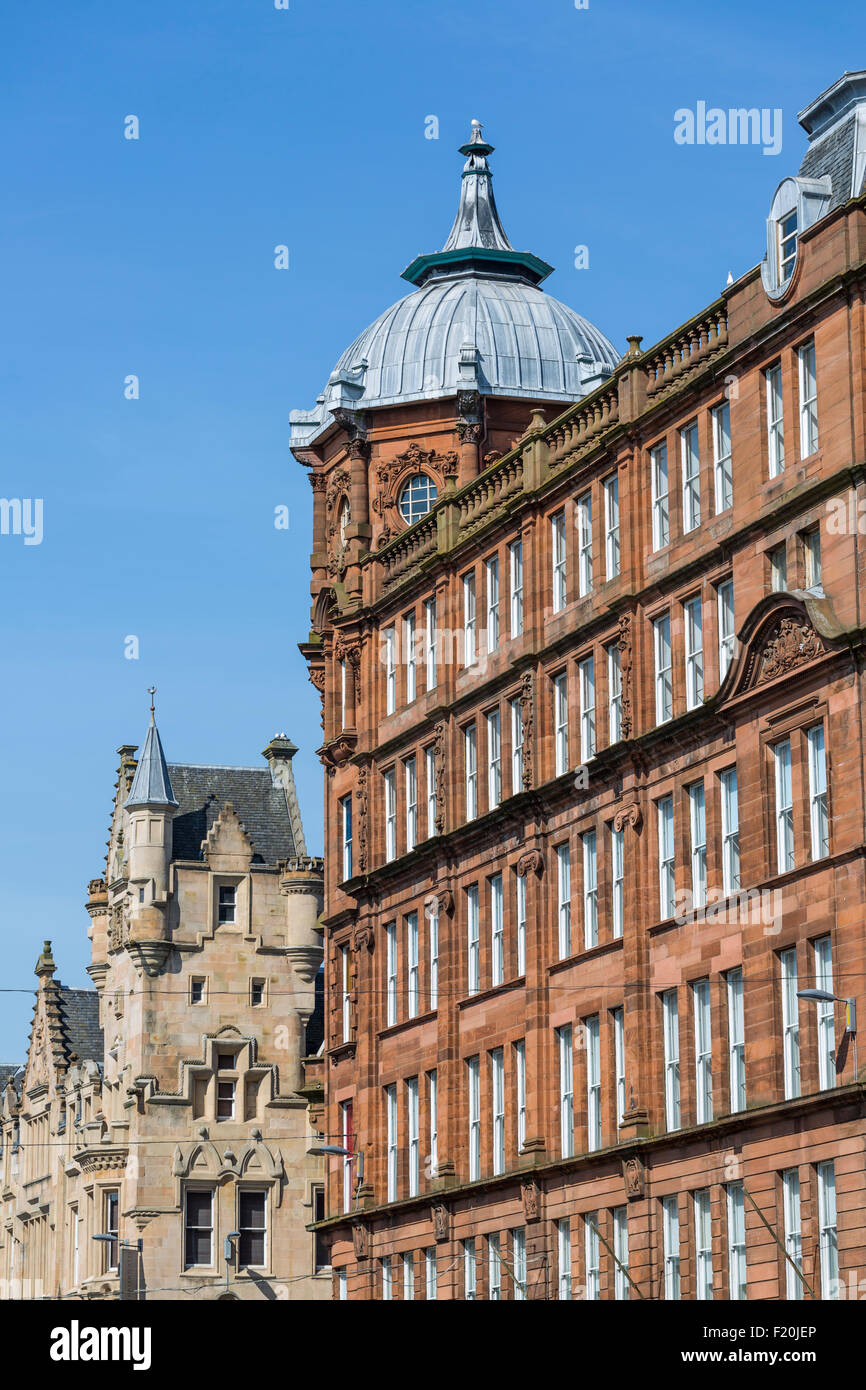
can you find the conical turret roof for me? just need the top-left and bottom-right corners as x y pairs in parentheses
(125, 715), (178, 810)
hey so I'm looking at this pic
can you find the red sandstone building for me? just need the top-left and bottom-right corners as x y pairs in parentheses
(295, 75), (866, 1300)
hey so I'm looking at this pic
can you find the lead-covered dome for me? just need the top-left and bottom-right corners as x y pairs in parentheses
(291, 122), (620, 448)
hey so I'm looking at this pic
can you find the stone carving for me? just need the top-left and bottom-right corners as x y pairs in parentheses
(521, 1176), (541, 1223)
(617, 613), (633, 739)
(456, 420), (482, 444)
(356, 766), (369, 873)
(108, 902), (128, 951)
(309, 472), (327, 493)
(353, 919), (374, 954)
(613, 802), (643, 835)
(758, 617), (823, 684)
(325, 468), (351, 520)
(352, 1222), (368, 1260)
(435, 887), (454, 917)
(622, 1155), (646, 1200)
(433, 721), (447, 835)
(334, 637), (362, 709)
(432, 1203), (450, 1242)
(516, 849), (544, 878)
(519, 672), (534, 790)
(373, 441), (458, 519)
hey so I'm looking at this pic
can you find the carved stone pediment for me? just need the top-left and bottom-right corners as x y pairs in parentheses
(721, 596), (833, 702)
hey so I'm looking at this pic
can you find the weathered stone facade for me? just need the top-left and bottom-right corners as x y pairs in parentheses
(301, 81), (866, 1298)
(0, 727), (329, 1301)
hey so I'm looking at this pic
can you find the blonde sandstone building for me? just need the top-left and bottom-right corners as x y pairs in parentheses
(297, 76), (866, 1298)
(0, 717), (329, 1301)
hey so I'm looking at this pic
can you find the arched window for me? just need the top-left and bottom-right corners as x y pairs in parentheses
(338, 500), (350, 546)
(398, 473), (438, 525)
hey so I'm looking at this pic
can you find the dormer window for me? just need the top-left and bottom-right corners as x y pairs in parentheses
(778, 210), (798, 282)
(218, 885), (236, 924)
(399, 473), (437, 525)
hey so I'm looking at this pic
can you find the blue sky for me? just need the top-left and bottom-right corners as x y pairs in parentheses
(1, 0), (864, 1058)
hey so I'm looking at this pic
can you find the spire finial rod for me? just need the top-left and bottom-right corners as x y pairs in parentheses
(147, 686), (156, 722)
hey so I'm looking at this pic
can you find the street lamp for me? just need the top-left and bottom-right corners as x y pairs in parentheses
(308, 1144), (365, 1204)
(797, 989), (858, 1076)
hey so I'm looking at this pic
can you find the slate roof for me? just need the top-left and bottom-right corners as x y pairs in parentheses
(798, 110), (861, 211)
(57, 988), (103, 1065)
(0, 1064), (22, 1091)
(168, 764), (296, 866)
(126, 718), (178, 809)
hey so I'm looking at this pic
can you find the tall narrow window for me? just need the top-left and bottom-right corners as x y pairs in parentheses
(603, 475), (620, 579)
(515, 1039), (526, 1152)
(556, 844), (571, 959)
(613, 1005), (626, 1126)
(407, 1077), (419, 1197)
(778, 208), (798, 281)
(463, 1240), (476, 1300)
(712, 401), (733, 513)
(554, 671), (569, 776)
(582, 830), (598, 950)
(814, 936), (835, 1091)
(340, 795), (353, 880)
(464, 724), (477, 821)
(428, 901), (439, 1011)
(727, 967), (746, 1113)
(487, 709), (501, 810)
(511, 696), (524, 795)
(584, 1214), (600, 1301)
(384, 769), (396, 862)
(557, 1024), (574, 1158)
(608, 644), (622, 744)
(577, 491), (593, 596)
(693, 979), (713, 1124)
(694, 1189), (713, 1300)
(404, 612), (417, 703)
(654, 614), (673, 724)
(681, 422), (701, 532)
(651, 442), (669, 550)
(428, 1068), (438, 1178)
(770, 542), (788, 592)
(516, 872), (527, 977)
(662, 989), (680, 1131)
(662, 1196), (680, 1300)
(688, 782), (707, 910)
(341, 1101), (353, 1213)
(684, 596), (704, 710)
(339, 659), (348, 730)
(386, 1085), (398, 1201)
(774, 739), (794, 872)
(658, 795), (675, 920)
(463, 571), (476, 666)
(727, 1183), (746, 1300)
(817, 1161), (838, 1299)
(720, 768), (740, 895)
(717, 579), (735, 680)
(405, 757), (417, 853)
(425, 746), (437, 840)
(425, 1247), (437, 1301)
(485, 555), (500, 652)
(613, 1206), (629, 1300)
(488, 1233), (502, 1301)
(781, 947), (801, 1099)
(407, 911), (419, 1020)
(424, 596), (437, 691)
(766, 363), (785, 477)
(184, 1190), (213, 1268)
(491, 1048), (505, 1176)
(798, 340), (818, 457)
(509, 539), (523, 637)
(490, 873), (504, 987)
(340, 944), (352, 1043)
(611, 824), (624, 941)
(513, 1228), (527, 1300)
(551, 510), (567, 612)
(402, 1251), (414, 1301)
(586, 1014), (601, 1150)
(579, 654), (596, 761)
(782, 1169), (803, 1301)
(807, 724), (828, 861)
(385, 922), (398, 1027)
(466, 885), (480, 996)
(384, 626), (397, 714)
(382, 1256), (393, 1300)
(804, 528), (822, 592)
(467, 1056), (480, 1181)
(557, 1219), (572, 1300)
